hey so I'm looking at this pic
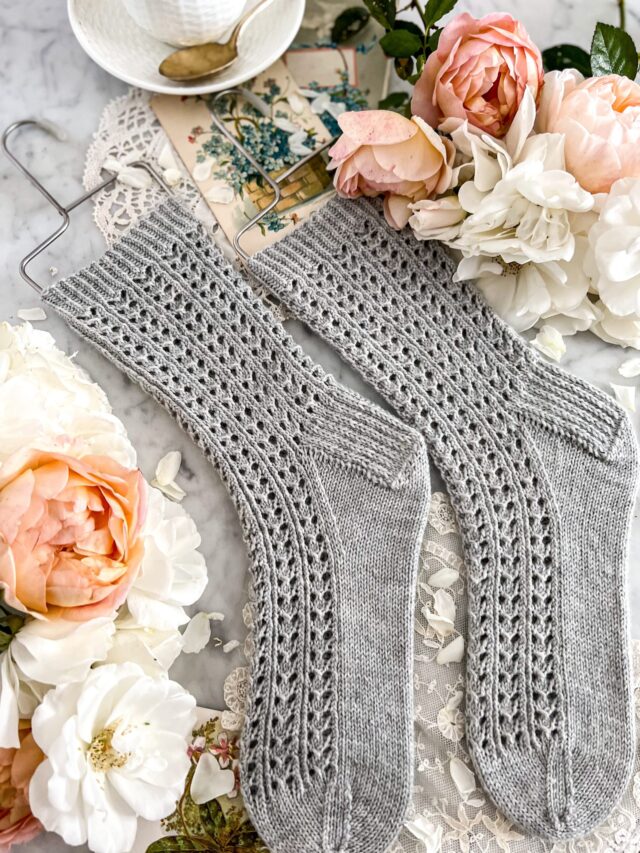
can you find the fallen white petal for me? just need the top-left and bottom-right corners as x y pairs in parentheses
(405, 815), (443, 848)
(163, 168), (182, 187)
(205, 181), (235, 205)
(151, 479), (187, 502)
(273, 116), (299, 134)
(17, 308), (47, 322)
(532, 325), (566, 362)
(450, 756), (476, 799)
(190, 753), (235, 804)
(433, 589), (456, 622)
(287, 92), (307, 115)
(619, 357), (640, 378)
(181, 612), (212, 654)
(158, 142), (179, 172)
(611, 383), (636, 413)
(427, 567), (459, 588)
(193, 160), (213, 183)
(223, 640), (240, 654)
(424, 612), (455, 639)
(155, 450), (182, 486)
(436, 635), (465, 665)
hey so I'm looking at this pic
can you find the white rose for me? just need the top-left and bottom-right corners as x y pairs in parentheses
(592, 301), (640, 349)
(126, 487), (208, 631)
(453, 136), (593, 265)
(29, 662), (196, 853)
(455, 241), (593, 333)
(0, 616), (116, 747)
(0, 322), (136, 467)
(586, 177), (640, 317)
(103, 611), (184, 675)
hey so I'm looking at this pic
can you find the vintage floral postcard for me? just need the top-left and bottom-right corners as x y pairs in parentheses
(132, 707), (266, 853)
(152, 59), (339, 255)
(151, 53), (371, 255)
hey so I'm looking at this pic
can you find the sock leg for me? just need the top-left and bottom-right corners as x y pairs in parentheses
(43, 200), (431, 853)
(248, 196), (639, 839)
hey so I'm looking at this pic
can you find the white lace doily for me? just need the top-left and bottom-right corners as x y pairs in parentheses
(84, 88), (214, 242)
(84, 87), (288, 319)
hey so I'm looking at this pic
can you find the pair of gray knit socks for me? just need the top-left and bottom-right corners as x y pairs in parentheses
(45, 196), (638, 850)
(248, 197), (639, 842)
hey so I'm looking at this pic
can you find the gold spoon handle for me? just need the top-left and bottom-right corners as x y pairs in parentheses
(228, 0), (274, 50)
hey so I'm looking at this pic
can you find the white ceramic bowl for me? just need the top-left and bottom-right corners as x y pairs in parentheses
(68, 0), (306, 96)
(120, 0), (247, 47)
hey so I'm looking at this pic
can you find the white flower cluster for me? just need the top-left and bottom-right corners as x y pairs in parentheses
(408, 73), (640, 351)
(0, 323), (214, 853)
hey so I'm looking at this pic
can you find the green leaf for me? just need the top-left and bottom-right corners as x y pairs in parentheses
(331, 7), (370, 43)
(380, 28), (423, 58)
(394, 19), (425, 40)
(542, 43), (592, 76)
(0, 600), (25, 652)
(200, 799), (227, 839)
(423, 0), (458, 31)
(590, 21), (639, 79)
(362, 0), (395, 29)
(378, 91), (411, 113)
(426, 26), (443, 54)
(146, 837), (198, 853)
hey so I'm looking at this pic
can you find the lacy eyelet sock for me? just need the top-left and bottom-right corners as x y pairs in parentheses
(43, 199), (431, 853)
(248, 196), (639, 840)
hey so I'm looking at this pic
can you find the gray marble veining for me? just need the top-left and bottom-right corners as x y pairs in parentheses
(0, 1), (639, 850)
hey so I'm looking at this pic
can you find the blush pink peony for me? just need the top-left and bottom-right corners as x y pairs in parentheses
(411, 12), (543, 138)
(328, 109), (455, 228)
(0, 449), (147, 621)
(537, 71), (640, 193)
(0, 721), (43, 852)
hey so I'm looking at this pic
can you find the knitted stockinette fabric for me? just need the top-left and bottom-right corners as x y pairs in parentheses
(248, 196), (639, 841)
(43, 199), (431, 853)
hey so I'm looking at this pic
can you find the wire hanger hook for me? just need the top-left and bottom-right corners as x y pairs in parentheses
(2, 119), (169, 294)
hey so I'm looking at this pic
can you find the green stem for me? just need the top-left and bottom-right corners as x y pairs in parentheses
(619, 0), (626, 31)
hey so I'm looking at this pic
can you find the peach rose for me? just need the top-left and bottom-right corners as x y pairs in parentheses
(328, 110), (454, 229)
(412, 12), (543, 138)
(537, 71), (640, 194)
(0, 721), (43, 851)
(0, 449), (147, 621)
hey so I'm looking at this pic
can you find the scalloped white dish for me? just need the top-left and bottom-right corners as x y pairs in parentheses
(67, 0), (306, 96)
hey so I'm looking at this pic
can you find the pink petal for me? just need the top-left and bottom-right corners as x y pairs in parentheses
(337, 110), (417, 147)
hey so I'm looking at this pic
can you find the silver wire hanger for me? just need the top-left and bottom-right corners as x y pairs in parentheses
(2, 119), (170, 294)
(3, 97), (336, 288)
(207, 89), (336, 261)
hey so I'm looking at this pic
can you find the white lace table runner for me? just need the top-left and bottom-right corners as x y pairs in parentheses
(85, 90), (640, 853)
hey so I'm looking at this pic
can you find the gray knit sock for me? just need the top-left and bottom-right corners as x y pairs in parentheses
(42, 200), (431, 853)
(248, 196), (639, 840)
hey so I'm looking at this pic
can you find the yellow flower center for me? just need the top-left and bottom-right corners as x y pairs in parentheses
(498, 258), (525, 276)
(87, 723), (130, 772)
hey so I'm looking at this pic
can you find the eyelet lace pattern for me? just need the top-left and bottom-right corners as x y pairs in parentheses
(43, 198), (431, 853)
(249, 196), (633, 839)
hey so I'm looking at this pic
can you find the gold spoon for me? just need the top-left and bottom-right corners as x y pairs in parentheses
(159, 0), (272, 82)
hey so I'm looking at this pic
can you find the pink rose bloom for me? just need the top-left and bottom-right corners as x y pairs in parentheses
(328, 109), (454, 228)
(0, 449), (147, 621)
(537, 70), (640, 194)
(412, 12), (543, 137)
(0, 721), (44, 852)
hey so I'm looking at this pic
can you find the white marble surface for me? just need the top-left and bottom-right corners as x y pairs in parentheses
(1, 1), (640, 850)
